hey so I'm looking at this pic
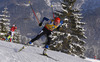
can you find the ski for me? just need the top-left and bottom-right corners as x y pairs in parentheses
(40, 54), (58, 61)
(18, 46), (25, 52)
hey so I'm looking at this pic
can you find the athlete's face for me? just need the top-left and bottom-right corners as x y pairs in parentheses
(54, 21), (59, 26)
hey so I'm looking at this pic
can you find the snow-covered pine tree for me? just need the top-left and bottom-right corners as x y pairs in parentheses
(50, 0), (87, 58)
(0, 7), (10, 40)
(13, 30), (22, 43)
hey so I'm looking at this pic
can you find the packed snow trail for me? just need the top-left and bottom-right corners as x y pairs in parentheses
(0, 40), (93, 62)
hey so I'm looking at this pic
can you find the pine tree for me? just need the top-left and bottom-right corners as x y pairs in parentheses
(50, 0), (86, 58)
(0, 7), (10, 40)
(13, 30), (22, 43)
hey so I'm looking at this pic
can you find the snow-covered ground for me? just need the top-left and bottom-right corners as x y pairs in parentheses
(86, 58), (100, 62)
(0, 40), (99, 62)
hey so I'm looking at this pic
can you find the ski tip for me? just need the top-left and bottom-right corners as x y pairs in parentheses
(23, 46), (25, 48)
(18, 46), (25, 52)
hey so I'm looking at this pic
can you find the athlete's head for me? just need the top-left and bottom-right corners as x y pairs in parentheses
(54, 17), (60, 25)
(13, 24), (16, 27)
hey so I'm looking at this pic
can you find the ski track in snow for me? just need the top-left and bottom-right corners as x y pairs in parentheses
(0, 40), (97, 62)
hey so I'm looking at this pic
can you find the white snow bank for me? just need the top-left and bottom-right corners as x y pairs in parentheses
(0, 40), (91, 62)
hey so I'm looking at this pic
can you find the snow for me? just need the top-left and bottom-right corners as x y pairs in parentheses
(0, 33), (6, 35)
(16, 3), (30, 7)
(86, 58), (100, 62)
(44, 0), (51, 6)
(74, 0), (85, 9)
(0, 15), (10, 17)
(0, 40), (97, 62)
(2, 11), (8, 13)
(0, 18), (10, 22)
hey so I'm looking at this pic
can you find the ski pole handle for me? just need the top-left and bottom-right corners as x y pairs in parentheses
(29, 1), (40, 24)
(51, 2), (55, 19)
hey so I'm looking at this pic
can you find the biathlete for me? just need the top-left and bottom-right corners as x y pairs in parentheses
(6, 24), (17, 42)
(27, 17), (63, 55)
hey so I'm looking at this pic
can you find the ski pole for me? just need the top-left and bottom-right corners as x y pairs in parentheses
(51, 1), (55, 19)
(29, 1), (40, 24)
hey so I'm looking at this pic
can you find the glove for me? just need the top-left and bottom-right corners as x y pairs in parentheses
(56, 27), (60, 31)
(39, 22), (42, 27)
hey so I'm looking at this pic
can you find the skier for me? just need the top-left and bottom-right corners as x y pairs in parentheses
(6, 24), (17, 42)
(27, 17), (63, 55)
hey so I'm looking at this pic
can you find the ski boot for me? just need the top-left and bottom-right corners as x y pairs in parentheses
(26, 41), (33, 46)
(43, 48), (47, 56)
